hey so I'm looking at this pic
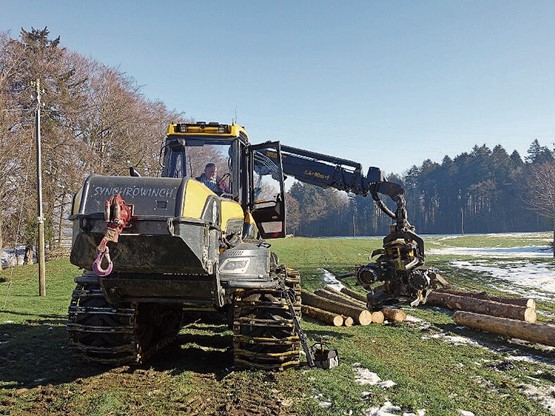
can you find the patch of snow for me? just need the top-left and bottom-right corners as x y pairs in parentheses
(457, 410), (475, 416)
(314, 393), (332, 409)
(378, 380), (397, 388)
(449, 260), (555, 302)
(365, 401), (402, 416)
(353, 364), (396, 388)
(520, 383), (555, 415)
(423, 333), (481, 347)
(405, 315), (424, 323)
(428, 246), (551, 258)
(320, 269), (344, 290)
(1, 246), (33, 268)
(354, 366), (382, 385)
(506, 355), (535, 363)
(365, 401), (425, 416)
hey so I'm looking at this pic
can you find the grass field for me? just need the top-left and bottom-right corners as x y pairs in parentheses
(0, 233), (553, 415)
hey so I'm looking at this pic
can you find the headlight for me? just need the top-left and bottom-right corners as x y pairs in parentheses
(219, 258), (250, 274)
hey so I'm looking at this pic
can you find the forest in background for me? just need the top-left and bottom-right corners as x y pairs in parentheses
(0, 27), (554, 264)
(287, 140), (554, 237)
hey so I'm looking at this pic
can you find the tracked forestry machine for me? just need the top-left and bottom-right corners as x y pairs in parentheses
(67, 122), (442, 369)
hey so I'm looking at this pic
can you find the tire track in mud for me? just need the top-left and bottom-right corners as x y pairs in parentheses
(181, 372), (298, 416)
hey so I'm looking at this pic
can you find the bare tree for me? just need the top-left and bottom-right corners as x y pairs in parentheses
(522, 161), (555, 256)
(0, 27), (182, 260)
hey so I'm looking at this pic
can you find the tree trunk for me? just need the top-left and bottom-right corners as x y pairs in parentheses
(453, 311), (555, 347)
(301, 305), (344, 327)
(301, 290), (372, 325)
(381, 307), (407, 322)
(426, 292), (536, 323)
(23, 245), (34, 265)
(0, 214), (3, 271)
(57, 193), (66, 247)
(339, 287), (367, 303)
(436, 288), (536, 309)
(318, 287), (367, 309)
(487, 296), (536, 309)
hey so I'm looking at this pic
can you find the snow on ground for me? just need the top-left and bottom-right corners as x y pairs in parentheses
(320, 268), (345, 290)
(520, 383), (555, 415)
(449, 260), (555, 302)
(0, 247), (28, 268)
(427, 245), (552, 258)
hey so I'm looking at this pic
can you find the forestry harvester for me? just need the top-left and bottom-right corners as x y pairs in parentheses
(67, 122), (442, 369)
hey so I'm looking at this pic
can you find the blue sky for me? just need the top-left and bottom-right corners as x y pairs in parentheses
(1, 1), (554, 175)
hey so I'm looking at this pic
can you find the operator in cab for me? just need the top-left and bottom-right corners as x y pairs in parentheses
(196, 162), (229, 195)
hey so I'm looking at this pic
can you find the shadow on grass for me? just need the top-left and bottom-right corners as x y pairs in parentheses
(436, 322), (555, 364)
(0, 321), (109, 390)
(0, 309), (336, 389)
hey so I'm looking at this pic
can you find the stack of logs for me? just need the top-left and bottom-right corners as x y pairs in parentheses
(301, 286), (407, 327)
(301, 285), (555, 347)
(427, 287), (555, 347)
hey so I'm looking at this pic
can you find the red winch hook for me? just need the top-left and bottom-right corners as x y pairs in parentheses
(92, 194), (133, 277)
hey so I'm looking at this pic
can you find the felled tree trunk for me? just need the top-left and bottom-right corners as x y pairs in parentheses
(381, 307), (407, 322)
(301, 305), (344, 327)
(436, 288), (536, 309)
(318, 288), (367, 309)
(453, 311), (555, 347)
(339, 287), (367, 303)
(487, 296), (536, 309)
(301, 290), (372, 325)
(426, 292), (536, 323)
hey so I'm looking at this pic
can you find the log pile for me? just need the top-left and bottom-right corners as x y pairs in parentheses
(430, 287), (553, 347)
(300, 283), (552, 347)
(300, 286), (406, 327)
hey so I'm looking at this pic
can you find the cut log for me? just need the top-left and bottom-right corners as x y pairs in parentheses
(301, 290), (372, 325)
(488, 296), (536, 310)
(381, 307), (407, 322)
(339, 287), (368, 303)
(371, 311), (385, 324)
(301, 305), (344, 326)
(318, 288), (367, 309)
(426, 292), (536, 323)
(343, 316), (354, 327)
(453, 311), (555, 347)
(436, 288), (536, 309)
(436, 288), (488, 298)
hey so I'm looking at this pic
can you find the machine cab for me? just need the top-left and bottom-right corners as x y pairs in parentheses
(162, 122), (287, 239)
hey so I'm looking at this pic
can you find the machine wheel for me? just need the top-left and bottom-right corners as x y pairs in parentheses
(67, 274), (183, 365)
(232, 267), (301, 370)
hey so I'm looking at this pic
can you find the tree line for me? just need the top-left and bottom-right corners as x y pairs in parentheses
(285, 141), (555, 238)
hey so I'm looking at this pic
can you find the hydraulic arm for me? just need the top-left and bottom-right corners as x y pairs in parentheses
(260, 144), (443, 308)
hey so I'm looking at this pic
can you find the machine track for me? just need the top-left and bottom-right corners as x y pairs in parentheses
(232, 267), (302, 370)
(67, 274), (183, 365)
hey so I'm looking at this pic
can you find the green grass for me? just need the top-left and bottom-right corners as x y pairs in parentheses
(1, 234), (554, 415)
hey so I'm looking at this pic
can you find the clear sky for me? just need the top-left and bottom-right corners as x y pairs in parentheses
(1, 1), (554, 175)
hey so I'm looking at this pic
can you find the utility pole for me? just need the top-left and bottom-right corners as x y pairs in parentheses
(35, 79), (46, 296)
